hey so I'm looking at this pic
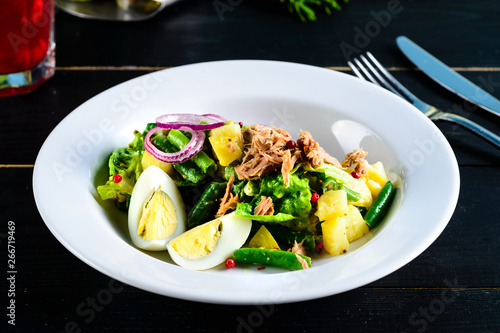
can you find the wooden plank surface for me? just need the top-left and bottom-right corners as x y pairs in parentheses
(54, 0), (500, 67)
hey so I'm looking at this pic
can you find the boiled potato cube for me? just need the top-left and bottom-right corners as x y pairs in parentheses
(248, 225), (280, 250)
(315, 190), (348, 221)
(365, 179), (383, 199)
(209, 122), (244, 166)
(348, 178), (373, 208)
(366, 161), (388, 187)
(141, 150), (173, 176)
(343, 204), (369, 242)
(322, 217), (349, 256)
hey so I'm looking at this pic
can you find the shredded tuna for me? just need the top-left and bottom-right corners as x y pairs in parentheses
(341, 148), (369, 177)
(215, 173), (240, 217)
(242, 124), (290, 151)
(294, 253), (310, 269)
(297, 130), (341, 169)
(254, 196), (274, 216)
(288, 240), (307, 256)
(216, 195), (239, 217)
(323, 153), (341, 167)
(234, 125), (341, 188)
(281, 149), (302, 186)
(280, 150), (294, 187)
(235, 124), (297, 187)
(237, 148), (281, 179)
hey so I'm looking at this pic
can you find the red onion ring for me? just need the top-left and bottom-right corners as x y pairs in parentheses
(202, 113), (228, 122)
(156, 113), (226, 131)
(144, 126), (206, 163)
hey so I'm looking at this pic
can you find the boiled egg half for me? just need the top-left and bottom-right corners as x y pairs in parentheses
(167, 212), (252, 270)
(128, 165), (186, 251)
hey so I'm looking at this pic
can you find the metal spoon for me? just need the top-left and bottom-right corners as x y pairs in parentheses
(56, 0), (179, 22)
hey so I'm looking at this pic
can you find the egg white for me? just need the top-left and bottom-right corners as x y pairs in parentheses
(167, 212), (252, 271)
(128, 165), (186, 251)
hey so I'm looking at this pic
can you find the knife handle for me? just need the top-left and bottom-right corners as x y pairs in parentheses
(437, 113), (500, 148)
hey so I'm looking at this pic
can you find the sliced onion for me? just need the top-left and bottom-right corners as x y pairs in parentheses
(156, 113), (226, 131)
(202, 113), (228, 122)
(144, 126), (206, 163)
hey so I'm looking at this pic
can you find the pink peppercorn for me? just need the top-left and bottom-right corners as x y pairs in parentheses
(311, 192), (320, 203)
(113, 174), (122, 183)
(225, 258), (235, 269)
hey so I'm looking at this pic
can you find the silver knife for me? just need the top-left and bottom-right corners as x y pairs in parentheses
(396, 36), (500, 118)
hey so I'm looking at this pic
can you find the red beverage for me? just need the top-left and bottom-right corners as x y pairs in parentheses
(0, 0), (55, 97)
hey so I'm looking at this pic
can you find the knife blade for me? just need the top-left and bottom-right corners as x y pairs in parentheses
(396, 36), (500, 118)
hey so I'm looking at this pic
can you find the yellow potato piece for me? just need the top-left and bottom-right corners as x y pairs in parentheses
(366, 161), (388, 187)
(209, 122), (244, 166)
(248, 225), (280, 250)
(315, 190), (348, 221)
(348, 178), (373, 208)
(343, 204), (370, 243)
(321, 217), (349, 256)
(365, 179), (383, 199)
(141, 150), (173, 176)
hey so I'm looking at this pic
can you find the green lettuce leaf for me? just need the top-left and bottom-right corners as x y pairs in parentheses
(106, 129), (145, 176)
(234, 173), (312, 230)
(305, 164), (361, 202)
(304, 163), (352, 185)
(108, 147), (135, 176)
(97, 126), (151, 210)
(129, 130), (145, 152)
(235, 202), (296, 222)
(97, 152), (142, 203)
(276, 175), (312, 223)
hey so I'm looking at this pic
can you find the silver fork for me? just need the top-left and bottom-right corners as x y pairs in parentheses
(348, 52), (500, 148)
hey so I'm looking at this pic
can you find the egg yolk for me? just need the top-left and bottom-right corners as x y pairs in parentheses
(170, 219), (222, 260)
(138, 186), (178, 241)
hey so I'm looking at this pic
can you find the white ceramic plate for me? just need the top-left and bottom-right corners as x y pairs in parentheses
(33, 60), (460, 304)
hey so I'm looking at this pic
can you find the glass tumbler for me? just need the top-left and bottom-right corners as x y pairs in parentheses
(0, 0), (56, 97)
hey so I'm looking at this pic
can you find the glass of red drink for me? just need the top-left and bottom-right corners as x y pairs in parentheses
(0, 0), (56, 97)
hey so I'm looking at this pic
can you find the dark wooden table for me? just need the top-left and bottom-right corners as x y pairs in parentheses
(2, 0), (500, 332)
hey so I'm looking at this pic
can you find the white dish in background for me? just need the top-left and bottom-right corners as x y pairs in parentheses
(33, 60), (460, 304)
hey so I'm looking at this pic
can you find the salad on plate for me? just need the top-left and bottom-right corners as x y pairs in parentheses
(97, 113), (396, 271)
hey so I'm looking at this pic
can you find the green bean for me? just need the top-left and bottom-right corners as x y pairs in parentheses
(166, 129), (216, 173)
(187, 181), (227, 229)
(312, 172), (361, 202)
(151, 134), (205, 184)
(233, 248), (312, 270)
(340, 185), (361, 202)
(357, 206), (368, 217)
(364, 180), (395, 228)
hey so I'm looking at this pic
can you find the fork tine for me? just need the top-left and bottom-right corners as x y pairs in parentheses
(347, 61), (365, 81)
(359, 55), (405, 99)
(348, 52), (500, 148)
(352, 58), (380, 86)
(350, 56), (406, 100)
(350, 52), (436, 114)
(364, 52), (421, 103)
